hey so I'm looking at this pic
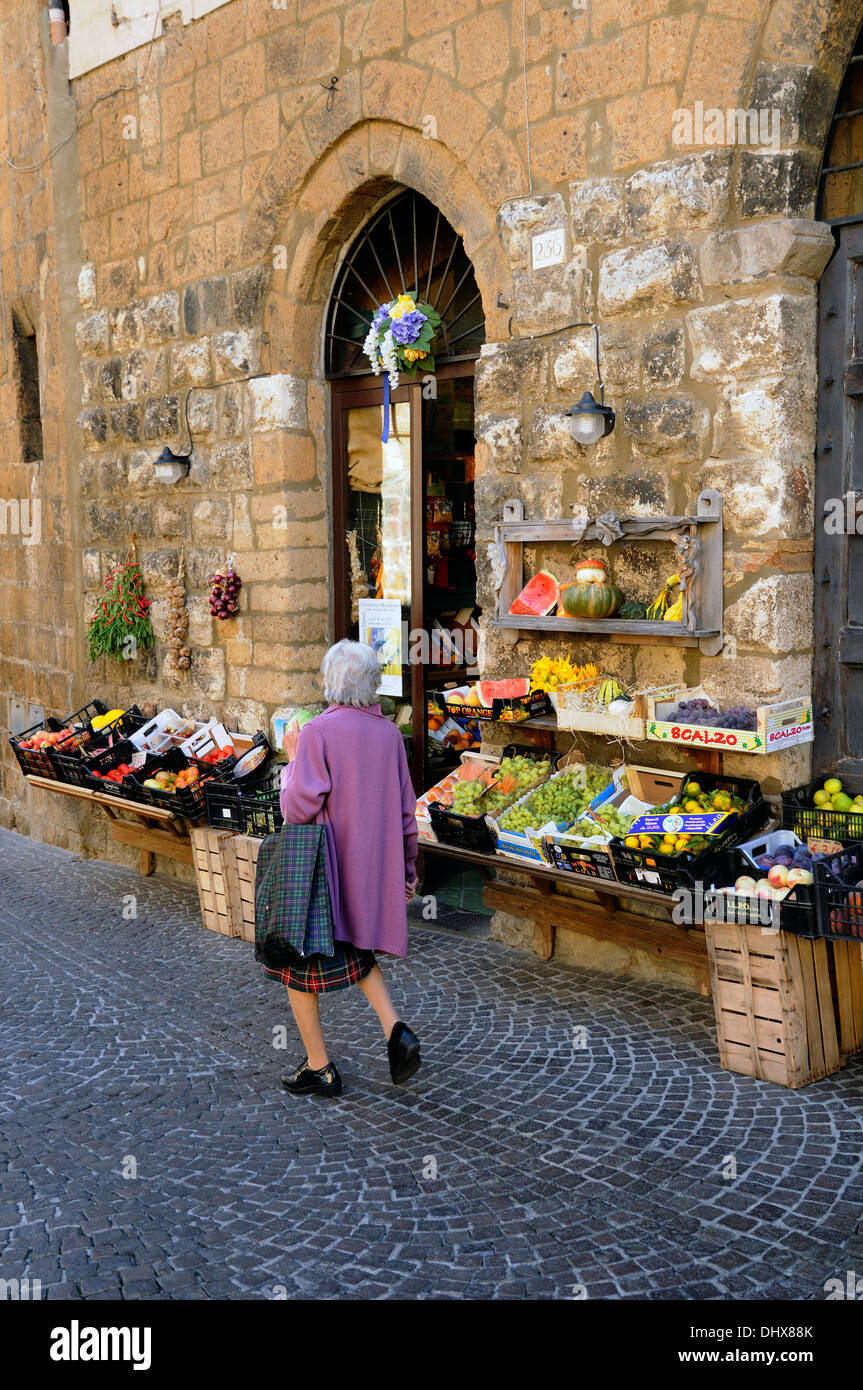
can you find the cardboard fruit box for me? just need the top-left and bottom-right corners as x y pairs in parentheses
(645, 686), (813, 755)
(556, 679), (647, 739)
(431, 684), (551, 724)
(541, 765), (686, 878)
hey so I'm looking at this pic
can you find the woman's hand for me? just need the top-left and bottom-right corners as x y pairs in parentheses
(282, 719), (300, 763)
(405, 877), (418, 904)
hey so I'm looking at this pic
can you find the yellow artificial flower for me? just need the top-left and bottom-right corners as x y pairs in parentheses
(389, 294), (417, 321)
(403, 348), (428, 363)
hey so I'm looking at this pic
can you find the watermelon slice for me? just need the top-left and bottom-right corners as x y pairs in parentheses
(476, 677), (531, 703)
(509, 569), (558, 616)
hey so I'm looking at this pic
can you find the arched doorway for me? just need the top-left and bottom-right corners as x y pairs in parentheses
(326, 188), (486, 790)
(815, 18), (863, 778)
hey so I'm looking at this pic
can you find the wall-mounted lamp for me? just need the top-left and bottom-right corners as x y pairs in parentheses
(153, 446), (192, 485)
(152, 371), (268, 484)
(564, 324), (615, 446)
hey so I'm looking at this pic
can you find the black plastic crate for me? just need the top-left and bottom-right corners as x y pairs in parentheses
(8, 717), (79, 780)
(81, 738), (149, 802)
(541, 836), (617, 881)
(781, 777), (863, 844)
(428, 745), (561, 854)
(241, 784), (284, 838)
(204, 780), (244, 832)
(56, 698), (111, 753)
(137, 747), (228, 821)
(609, 771), (769, 896)
(813, 845), (863, 941)
(428, 800), (497, 854)
(676, 844), (816, 935)
(81, 705), (146, 755)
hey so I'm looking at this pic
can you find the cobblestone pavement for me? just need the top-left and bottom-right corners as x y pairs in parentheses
(2, 827), (863, 1301)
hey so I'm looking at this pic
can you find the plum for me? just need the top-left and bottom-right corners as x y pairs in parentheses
(754, 855), (773, 869)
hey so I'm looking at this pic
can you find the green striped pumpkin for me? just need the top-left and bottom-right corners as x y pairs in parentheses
(561, 582), (624, 619)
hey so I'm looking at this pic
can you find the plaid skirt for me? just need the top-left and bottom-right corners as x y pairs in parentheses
(263, 940), (376, 994)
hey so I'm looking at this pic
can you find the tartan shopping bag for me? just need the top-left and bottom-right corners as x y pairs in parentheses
(253, 822), (335, 968)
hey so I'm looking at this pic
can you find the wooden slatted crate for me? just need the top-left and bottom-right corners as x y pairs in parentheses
(190, 827), (238, 936)
(705, 921), (863, 1087)
(222, 833), (260, 943)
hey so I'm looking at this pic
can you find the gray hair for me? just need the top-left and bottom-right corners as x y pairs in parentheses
(322, 639), (382, 708)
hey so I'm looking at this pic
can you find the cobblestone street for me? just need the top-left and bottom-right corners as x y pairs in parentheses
(2, 826), (862, 1302)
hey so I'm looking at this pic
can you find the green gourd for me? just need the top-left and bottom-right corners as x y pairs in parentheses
(561, 582), (624, 619)
(618, 599), (648, 620)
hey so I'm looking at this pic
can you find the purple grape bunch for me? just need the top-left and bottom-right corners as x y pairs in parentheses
(677, 698), (757, 731)
(209, 567), (242, 620)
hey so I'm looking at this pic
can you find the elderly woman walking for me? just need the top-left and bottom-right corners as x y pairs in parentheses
(267, 639), (421, 1098)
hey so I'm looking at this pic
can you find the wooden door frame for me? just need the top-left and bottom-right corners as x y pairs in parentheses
(328, 361), (476, 788)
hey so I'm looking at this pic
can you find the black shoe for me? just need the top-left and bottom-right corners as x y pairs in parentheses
(388, 1021), (421, 1084)
(281, 1058), (342, 1097)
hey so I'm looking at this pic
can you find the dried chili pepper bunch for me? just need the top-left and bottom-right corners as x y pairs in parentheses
(86, 547), (155, 663)
(209, 554), (242, 620)
(167, 551), (192, 670)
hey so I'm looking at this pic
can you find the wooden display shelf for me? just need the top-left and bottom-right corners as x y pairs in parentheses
(24, 774), (192, 876)
(490, 491), (724, 655)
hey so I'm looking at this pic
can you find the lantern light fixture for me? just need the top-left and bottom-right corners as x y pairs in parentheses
(152, 373), (268, 483)
(564, 323), (615, 445)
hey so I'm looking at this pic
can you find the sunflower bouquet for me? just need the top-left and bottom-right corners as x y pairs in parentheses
(529, 655), (599, 694)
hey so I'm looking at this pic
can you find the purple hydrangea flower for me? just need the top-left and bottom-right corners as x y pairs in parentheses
(390, 309), (427, 345)
(371, 304), (391, 332)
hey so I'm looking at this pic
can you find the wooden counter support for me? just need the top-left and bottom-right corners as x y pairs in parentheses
(24, 775), (192, 875)
(421, 838), (709, 986)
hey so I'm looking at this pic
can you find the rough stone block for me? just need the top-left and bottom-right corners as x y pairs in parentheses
(143, 395), (180, 441)
(527, 407), (581, 463)
(624, 394), (710, 462)
(98, 357), (122, 402)
(121, 348), (167, 401)
(599, 239), (700, 316)
(738, 150), (821, 220)
(77, 409), (108, 451)
(554, 323), (641, 397)
(182, 276), (231, 336)
(724, 574), (813, 654)
(625, 152), (732, 236)
(497, 193), (568, 270)
(212, 329), (260, 381)
(700, 219), (834, 286)
(642, 322), (685, 388)
(170, 339), (212, 387)
(140, 292), (181, 343)
(569, 177), (624, 243)
(75, 311), (109, 354)
(109, 403), (141, 443)
(231, 264), (269, 328)
(698, 456), (813, 538)
(211, 442), (253, 487)
(249, 374), (307, 431)
(474, 341), (547, 411)
(192, 496), (232, 541)
(749, 61), (835, 149)
(77, 263), (97, 308)
(712, 377), (814, 461)
(511, 260), (590, 335)
(474, 415), (524, 474)
(687, 294), (815, 382)
(110, 304), (142, 352)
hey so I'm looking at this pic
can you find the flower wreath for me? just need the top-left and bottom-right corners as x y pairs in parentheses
(363, 293), (442, 440)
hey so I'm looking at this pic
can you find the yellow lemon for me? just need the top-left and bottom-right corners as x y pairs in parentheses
(624, 835), (639, 848)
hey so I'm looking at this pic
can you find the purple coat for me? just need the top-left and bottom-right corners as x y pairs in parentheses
(279, 704), (418, 957)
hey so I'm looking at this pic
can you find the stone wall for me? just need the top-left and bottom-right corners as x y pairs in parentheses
(1, 0), (862, 878)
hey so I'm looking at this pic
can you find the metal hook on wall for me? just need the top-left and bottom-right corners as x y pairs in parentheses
(321, 76), (339, 111)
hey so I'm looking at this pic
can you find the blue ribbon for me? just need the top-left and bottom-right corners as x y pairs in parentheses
(382, 372), (390, 443)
